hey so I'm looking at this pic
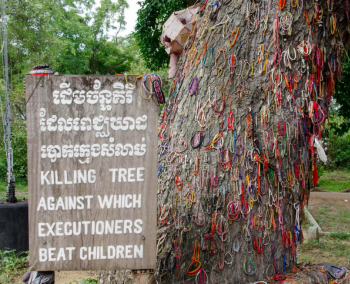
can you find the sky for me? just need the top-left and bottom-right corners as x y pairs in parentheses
(95, 0), (141, 37)
(120, 0), (140, 36)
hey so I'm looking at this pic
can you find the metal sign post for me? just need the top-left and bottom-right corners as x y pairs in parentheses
(2, 0), (16, 203)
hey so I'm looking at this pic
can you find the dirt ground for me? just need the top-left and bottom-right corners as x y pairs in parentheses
(298, 191), (350, 265)
(309, 191), (350, 208)
(307, 191), (350, 232)
(12, 270), (97, 284)
(55, 271), (97, 284)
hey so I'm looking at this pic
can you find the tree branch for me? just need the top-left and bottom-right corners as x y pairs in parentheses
(105, 59), (128, 74)
(15, 104), (26, 120)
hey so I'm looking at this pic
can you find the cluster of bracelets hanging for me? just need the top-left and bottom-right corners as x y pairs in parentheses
(156, 0), (347, 282)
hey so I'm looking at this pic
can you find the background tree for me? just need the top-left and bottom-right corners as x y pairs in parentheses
(0, 0), (138, 181)
(7, 0), (133, 75)
(332, 59), (350, 134)
(323, 112), (350, 170)
(135, 0), (190, 70)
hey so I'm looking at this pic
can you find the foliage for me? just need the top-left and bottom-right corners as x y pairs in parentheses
(324, 115), (350, 170)
(0, 250), (29, 283)
(327, 131), (350, 169)
(6, 0), (137, 77)
(0, 0), (142, 184)
(0, 122), (27, 180)
(135, 0), (188, 70)
(0, 179), (28, 200)
(333, 55), (350, 135)
(316, 165), (325, 178)
(0, 80), (28, 181)
(129, 57), (173, 112)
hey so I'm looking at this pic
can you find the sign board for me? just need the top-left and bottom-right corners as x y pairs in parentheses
(26, 75), (158, 271)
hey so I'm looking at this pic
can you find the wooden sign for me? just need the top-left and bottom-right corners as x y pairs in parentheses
(26, 75), (158, 271)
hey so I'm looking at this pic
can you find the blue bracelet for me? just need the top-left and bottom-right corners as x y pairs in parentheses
(331, 265), (342, 276)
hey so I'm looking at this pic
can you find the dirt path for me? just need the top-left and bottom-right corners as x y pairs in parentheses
(309, 191), (350, 204)
(55, 271), (97, 284)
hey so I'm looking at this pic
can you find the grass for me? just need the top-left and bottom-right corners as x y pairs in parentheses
(308, 205), (350, 233)
(298, 237), (350, 264)
(330, 232), (350, 240)
(303, 212), (313, 230)
(0, 250), (29, 284)
(316, 170), (350, 191)
(0, 179), (28, 201)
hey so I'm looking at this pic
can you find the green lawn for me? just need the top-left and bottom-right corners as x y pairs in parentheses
(302, 169), (350, 263)
(303, 212), (313, 230)
(298, 237), (350, 264)
(316, 170), (350, 191)
(0, 179), (28, 201)
(308, 205), (350, 233)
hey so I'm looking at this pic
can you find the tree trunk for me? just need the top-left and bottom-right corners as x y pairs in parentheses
(155, 0), (348, 283)
(97, 270), (134, 284)
(97, 270), (155, 284)
(100, 0), (349, 282)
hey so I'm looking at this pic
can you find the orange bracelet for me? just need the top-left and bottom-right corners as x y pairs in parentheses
(193, 155), (199, 175)
(187, 260), (201, 274)
(175, 174), (182, 190)
(228, 28), (239, 47)
(187, 240), (201, 274)
(278, 0), (286, 9)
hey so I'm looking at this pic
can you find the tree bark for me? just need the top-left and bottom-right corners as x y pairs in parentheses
(97, 270), (134, 284)
(98, 270), (155, 284)
(100, 0), (349, 282)
(155, 0), (348, 283)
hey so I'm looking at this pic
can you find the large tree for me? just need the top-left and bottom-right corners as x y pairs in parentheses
(102, 0), (347, 282)
(154, 0), (349, 282)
